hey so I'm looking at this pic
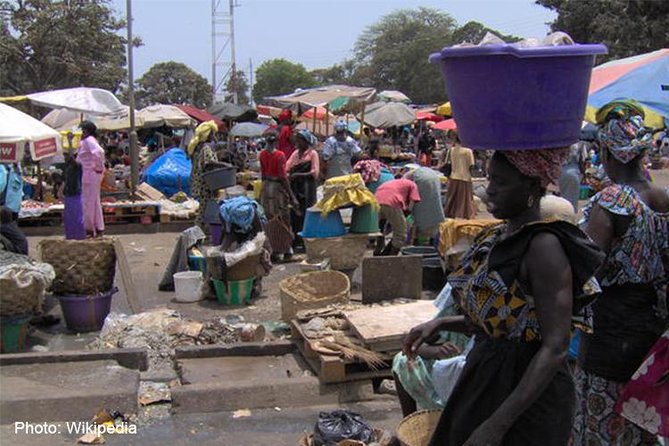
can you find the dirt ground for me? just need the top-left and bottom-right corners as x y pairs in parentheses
(23, 169), (669, 350)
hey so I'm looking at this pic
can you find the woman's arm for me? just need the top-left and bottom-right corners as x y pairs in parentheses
(463, 232), (573, 445)
(403, 315), (473, 358)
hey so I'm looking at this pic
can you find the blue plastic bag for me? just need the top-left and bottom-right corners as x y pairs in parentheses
(145, 148), (192, 197)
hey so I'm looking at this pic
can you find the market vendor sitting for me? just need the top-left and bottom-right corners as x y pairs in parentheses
(393, 283), (472, 416)
(217, 196), (272, 299)
(0, 205), (28, 255)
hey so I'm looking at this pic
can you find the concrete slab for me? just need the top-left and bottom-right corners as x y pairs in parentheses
(172, 354), (377, 414)
(0, 360), (139, 424)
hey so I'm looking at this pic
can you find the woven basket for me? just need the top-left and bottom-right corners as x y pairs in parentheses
(279, 270), (350, 321)
(396, 410), (442, 446)
(303, 233), (369, 271)
(39, 239), (117, 295)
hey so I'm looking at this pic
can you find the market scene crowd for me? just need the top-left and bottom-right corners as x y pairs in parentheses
(0, 2), (667, 446)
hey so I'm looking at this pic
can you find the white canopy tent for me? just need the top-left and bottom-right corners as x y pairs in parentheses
(26, 87), (125, 115)
(0, 103), (62, 163)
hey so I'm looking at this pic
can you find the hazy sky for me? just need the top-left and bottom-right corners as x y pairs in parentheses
(110, 0), (557, 85)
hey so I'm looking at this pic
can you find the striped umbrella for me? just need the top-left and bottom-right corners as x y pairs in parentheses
(586, 49), (669, 128)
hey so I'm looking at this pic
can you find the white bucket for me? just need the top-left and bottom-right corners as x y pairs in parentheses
(173, 271), (203, 303)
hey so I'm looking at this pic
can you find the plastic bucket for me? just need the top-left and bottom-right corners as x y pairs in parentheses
(209, 222), (223, 245)
(202, 167), (236, 190)
(212, 278), (255, 305)
(401, 246), (440, 259)
(188, 254), (207, 274)
(56, 288), (117, 333)
(299, 207), (347, 238)
(423, 257), (446, 291)
(0, 314), (32, 353)
(429, 44), (608, 150)
(350, 205), (380, 233)
(204, 200), (221, 224)
(174, 271), (203, 303)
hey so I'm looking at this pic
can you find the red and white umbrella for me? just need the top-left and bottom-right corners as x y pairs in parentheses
(433, 118), (457, 132)
(0, 103), (62, 163)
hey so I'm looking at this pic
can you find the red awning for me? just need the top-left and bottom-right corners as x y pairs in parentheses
(174, 105), (226, 130)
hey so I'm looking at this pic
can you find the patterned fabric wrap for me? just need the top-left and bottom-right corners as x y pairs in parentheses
(598, 116), (653, 164)
(448, 221), (602, 341)
(571, 367), (659, 446)
(501, 148), (569, 187)
(353, 159), (384, 184)
(581, 184), (669, 318)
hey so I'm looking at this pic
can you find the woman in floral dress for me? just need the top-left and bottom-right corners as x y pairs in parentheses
(573, 108), (669, 445)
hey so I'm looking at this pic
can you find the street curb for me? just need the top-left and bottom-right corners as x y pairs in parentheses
(0, 348), (148, 371)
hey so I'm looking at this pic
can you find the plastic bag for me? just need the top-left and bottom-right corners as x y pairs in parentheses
(145, 148), (192, 197)
(313, 410), (374, 446)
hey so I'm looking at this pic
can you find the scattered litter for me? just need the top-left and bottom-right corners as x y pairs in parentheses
(30, 345), (49, 352)
(155, 247), (165, 250)
(138, 382), (171, 406)
(232, 409), (252, 419)
(88, 309), (241, 371)
(377, 379), (397, 396)
(274, 407), (282, 412)
(132, 248), (146, 253)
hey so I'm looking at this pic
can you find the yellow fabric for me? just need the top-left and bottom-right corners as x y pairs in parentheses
(584, 104), (665, 129)
(0, 95), (28, 103)
(438, 218), (502, 256)
(187, 120), (218, 156)
(60, 131), (82, 151)
(316, 173), (379, 216)
(436, 102), (452, 116)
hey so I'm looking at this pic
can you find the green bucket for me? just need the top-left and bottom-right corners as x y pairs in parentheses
(212, 278), (255, 305)
(350, 205), (380, 233)
(0, 314), (32, 353)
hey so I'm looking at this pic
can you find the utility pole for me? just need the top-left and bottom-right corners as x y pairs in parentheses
(211, 0), (240, 104)
(126, 0), (139, 197)
(249, 58), (253, 106)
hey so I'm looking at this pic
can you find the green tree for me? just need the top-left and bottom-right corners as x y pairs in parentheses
(135, 61), (212, 109)
(310, 60), (357, 86)
(536, 0), (669, 62)
(0, 0), (131, 96)
(352, 7), (458, 104)
(224, 70), (250, 105)
(252, 58), (316, 103)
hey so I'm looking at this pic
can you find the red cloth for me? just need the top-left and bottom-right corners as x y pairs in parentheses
(278, 124), (295, 157)
(615, 330), (669, 437)
(375, 179), (421, 211)
(259, 149), (287, 179)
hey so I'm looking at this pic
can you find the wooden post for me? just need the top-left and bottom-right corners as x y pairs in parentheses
(325, 105), (330, 136)
(312, 106), (317, 134)
(360, 104), (366, 134)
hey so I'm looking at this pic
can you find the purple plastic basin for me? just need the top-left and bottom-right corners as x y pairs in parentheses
(429, 44), (608, 150)
(56, 288), (117, 333)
